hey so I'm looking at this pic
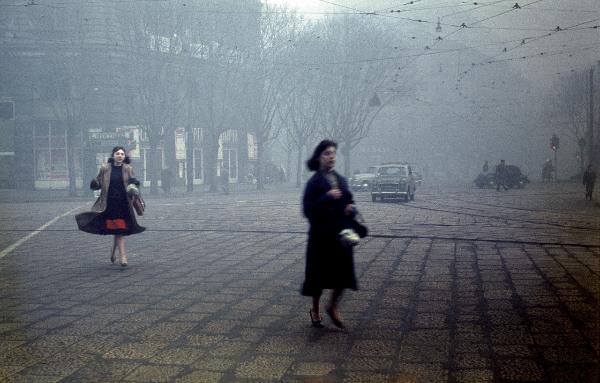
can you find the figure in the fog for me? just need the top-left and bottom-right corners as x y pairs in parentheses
(301, 140), (358, 329)
(75, 146), (145, 266)
(220, 165), (229, 195)
(582, 164), (596, 200)
(495, 159), (508, 191)
(542, 159), (554, 183)
(161, 167), (172, 194)
(482, 160), (489, 173)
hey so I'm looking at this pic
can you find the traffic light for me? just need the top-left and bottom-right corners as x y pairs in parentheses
(550, 134), (559, 151)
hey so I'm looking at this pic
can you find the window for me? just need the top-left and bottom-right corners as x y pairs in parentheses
(0, 102), (14, 120)
(380, 167), (407, 176)
(33, 121), (68, 181)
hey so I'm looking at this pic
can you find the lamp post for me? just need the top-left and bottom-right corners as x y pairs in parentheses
(550, 134), (559, 181)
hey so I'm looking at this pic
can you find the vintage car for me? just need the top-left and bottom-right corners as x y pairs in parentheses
(371, 164), (416, 202)
(474, 172), (496, 189)
(505, 165), (530, 188)
(474, 165), (530, 189)
(350, 165), (382, 192)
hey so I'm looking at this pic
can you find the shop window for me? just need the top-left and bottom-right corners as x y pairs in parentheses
(33, 122), (68, 182)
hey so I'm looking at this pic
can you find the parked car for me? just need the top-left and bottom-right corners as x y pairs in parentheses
(412, 170), (423, 186)
(371, 163), (416, 202)
(505, 165), (530, 188)
(474, 172), (495, 188)
(350, 165), (382, 192)
(474, 165), (530, 189)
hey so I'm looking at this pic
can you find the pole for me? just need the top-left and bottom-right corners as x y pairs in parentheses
(589, 67), (594, 166)
(554, 149), (558, 182)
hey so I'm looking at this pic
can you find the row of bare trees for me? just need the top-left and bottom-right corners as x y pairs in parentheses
(12, 1), (404, 193)
(547, 66), (599, 174)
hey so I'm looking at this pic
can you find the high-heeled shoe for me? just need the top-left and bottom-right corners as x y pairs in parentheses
(326, 306), (345, 329)
(309, 309), (324, 328)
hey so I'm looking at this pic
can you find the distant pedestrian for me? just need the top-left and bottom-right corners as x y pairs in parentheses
(542, 160), (554, 183)
(221, 165), (229, 195)
(75, 146), (145, 267)
(302, 139), (358, 329)
(483, 160), (489, 173)
(583, 164), (596, 200)
(161, 168), (172, 194)
(495, 159), (508, 191)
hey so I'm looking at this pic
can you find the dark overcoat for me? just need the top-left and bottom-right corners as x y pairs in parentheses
(75, 163), (145, 235)
(301, 170), (357, 296)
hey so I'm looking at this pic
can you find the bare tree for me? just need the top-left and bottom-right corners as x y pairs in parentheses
(246, 3), (303, 190)
(118, 1), (187, 194)
(34, 3), (94, 196)
(311, 17), (401, 176)
(552, 71), (589, 173)
(280, 72), (323, 187)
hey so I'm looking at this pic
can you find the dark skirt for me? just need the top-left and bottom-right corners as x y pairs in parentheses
(301, 232), (357, 296)
(76, 194), (145, 236)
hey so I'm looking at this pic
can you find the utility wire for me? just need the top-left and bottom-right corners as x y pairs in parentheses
(458, 16), (600, 81)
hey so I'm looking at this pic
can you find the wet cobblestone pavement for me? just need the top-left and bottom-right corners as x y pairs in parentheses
(0, 182), (598, 382)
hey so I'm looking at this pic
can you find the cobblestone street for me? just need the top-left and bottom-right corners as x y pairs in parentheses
(0, 182), (598, 382)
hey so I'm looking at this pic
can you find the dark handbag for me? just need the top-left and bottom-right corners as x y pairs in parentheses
(132, 195), (145, 216)
(351, 218), (368, 238)
(127, 184), (145, 216)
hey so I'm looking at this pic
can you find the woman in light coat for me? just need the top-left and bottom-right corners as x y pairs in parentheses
(76, 146), (145, 266)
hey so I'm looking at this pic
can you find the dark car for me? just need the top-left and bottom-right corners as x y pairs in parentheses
(474, 165), (530, 189)
(505, 165), (529, 188)
(350, 165), (381, 192)
(474, 172), (496, 189)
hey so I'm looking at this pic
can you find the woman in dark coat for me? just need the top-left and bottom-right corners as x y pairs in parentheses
(76, 146), (145, 266)
(302, 140), (357, 329)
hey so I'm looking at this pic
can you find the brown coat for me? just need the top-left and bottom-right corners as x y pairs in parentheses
(76, 163), (145, 235)
(91, 163), (134, 213)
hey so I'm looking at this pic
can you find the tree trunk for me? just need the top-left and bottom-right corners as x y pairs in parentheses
(164, 128), (177, 183)
(186, 126), (194, 192)
(342, 141), (351, 177)
(206, 133), (219, 192)
(256, 139), (264, 190)
(149, 139), (159, 195)
(67, 120), (77, 196)
(238, 132), (249, 184)
(296, 145), (303, 188)
(579, 140), (586, 174)
(286, 145), (291, 184)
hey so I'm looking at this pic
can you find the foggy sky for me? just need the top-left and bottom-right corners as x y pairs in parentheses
(268, 0), (600, 182)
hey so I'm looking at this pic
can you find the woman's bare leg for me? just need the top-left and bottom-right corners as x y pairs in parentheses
(116, 235), (126, 265)
(326, 289), (345, 328)
(312, 293), (322, 317)
(329, 289), (343, 312)
(111, 236), (117, 263)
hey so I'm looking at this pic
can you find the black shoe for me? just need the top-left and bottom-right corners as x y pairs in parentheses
(326, 307), (345, 329)
(309, 309), (324, 328)
(110, 254), (115, 264)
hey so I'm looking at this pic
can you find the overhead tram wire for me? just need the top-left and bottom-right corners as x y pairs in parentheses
(387, 0), (548, 89)
(458, 16), (600, 81)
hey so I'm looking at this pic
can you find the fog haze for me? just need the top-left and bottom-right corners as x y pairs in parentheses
(269, 0), (600, 183)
